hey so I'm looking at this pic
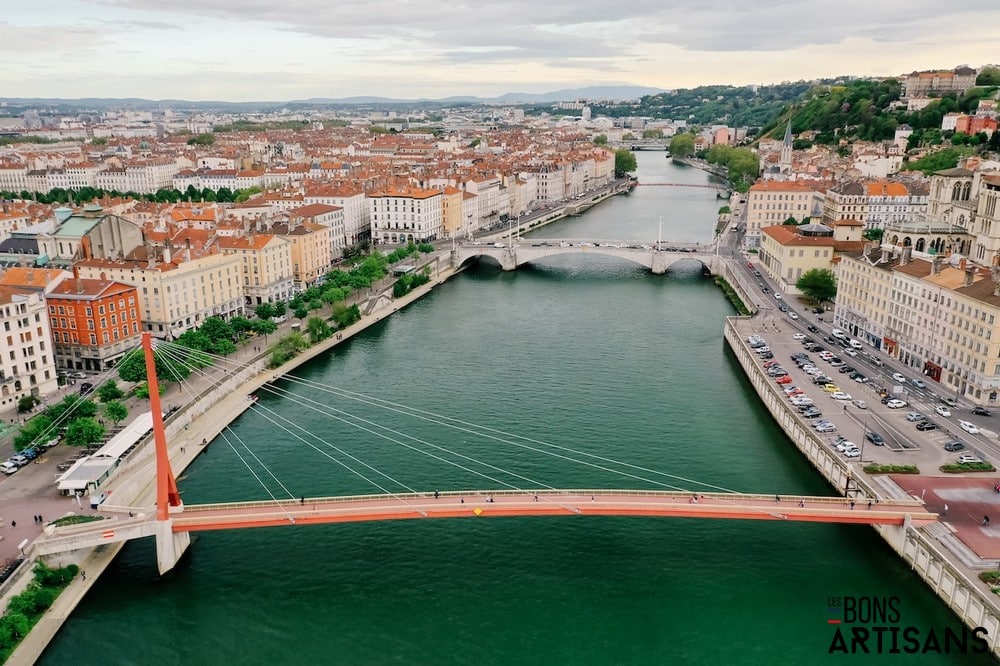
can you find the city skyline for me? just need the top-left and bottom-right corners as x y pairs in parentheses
(4, 1), (1000, 102)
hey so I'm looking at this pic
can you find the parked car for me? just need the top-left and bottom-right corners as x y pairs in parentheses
(792, 333), (806, 341)
(852, 399), (867, 409)
(0, 462), (18, 475)
(973, 406), (992, 417)
(911, 378), (927, 389)
(830, 392), (852, 401)
(812, 307), (824, 314)
(842, 447), (861, 458)
(823, 384), (841, 393)
(865, 431), (886, 446)
(944, 441), (966, 452)
(958, 454), (984, 464)
(776, 375), (793, 384)
(815, 423), (837, 433)
(886, 399), (908, 409)
(838, 365), (856, 374)
(905, 412), (926, 422)
(959, 420), (980, 435)
(9, 454), (29, 467)
(916, 421), (939, 431)
(774, 293), (782, 300)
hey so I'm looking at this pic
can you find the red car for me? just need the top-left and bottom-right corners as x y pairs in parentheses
(776, 375), (793, 384)
(747, 262), (754, 269)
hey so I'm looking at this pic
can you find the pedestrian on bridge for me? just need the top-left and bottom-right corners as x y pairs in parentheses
(984, 515), (991, 527)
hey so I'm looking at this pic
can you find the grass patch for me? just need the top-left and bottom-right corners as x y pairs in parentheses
(0, 561), (79, 662)
(940, 462), (997, 473)
(713, 277), (750, 315)
(49, 515), (105, 527)
(863, 464), (920, 475)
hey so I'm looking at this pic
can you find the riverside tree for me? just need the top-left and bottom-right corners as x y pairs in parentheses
(796, 268), (837, 303)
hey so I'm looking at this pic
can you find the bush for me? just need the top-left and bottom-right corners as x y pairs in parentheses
(862, 464), (920, 474)
(50, 515), (105, 527)
(940, 462), (996, 473)
(0, 562), (79, 660)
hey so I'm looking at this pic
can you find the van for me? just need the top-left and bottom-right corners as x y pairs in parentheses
(831, 328), (846, 340)
(848, 339), (863, 350)
(867, 354), (883, 367)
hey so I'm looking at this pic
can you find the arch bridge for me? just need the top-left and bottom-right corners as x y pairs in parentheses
(452, 240), (721, 275)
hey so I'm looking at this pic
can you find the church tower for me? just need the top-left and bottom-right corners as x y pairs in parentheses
(780, 120), (793, 172)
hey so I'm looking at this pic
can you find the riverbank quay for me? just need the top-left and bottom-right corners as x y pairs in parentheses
(724, 316), (1000, 657)
(4, 255), (461, 664)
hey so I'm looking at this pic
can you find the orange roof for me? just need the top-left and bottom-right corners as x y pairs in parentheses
(47, 279), (136, 299)
(866, 181), (908, 197)
(0, 267), (70, 290)
(749, 180), (819, 193)
(217, 235), (278, 251)
(761, 225), (834, 246)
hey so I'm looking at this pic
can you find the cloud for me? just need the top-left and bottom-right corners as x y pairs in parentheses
(0, 22), (112, 53)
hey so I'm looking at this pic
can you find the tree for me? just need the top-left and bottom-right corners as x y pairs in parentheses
(863, 228), (885, 242)
(104, 401), (128, 425)
(17, 395), (39, 413)
(670, 133), (695, 158)
(294, 305), (309, 320)
(13, 415), (53, 451)
(642, 128), (664, 139)
(252, 318), (277, 341)
(306, 316), (332, 343)
(977, 67), (1000, 86)
(783, 216), (799, 225)
(65, 417), (105, 448)
(796, 268), (837, 303)
(186, 133), (216, 146)
(613, 148), (637, 177)
(592, 134), (608, 146)
(255, 303), (276, 320)
(97, 380), (125, 403)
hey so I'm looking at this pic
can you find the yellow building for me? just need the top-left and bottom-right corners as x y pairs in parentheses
(267, 220), (333, 288)
(217, 234), (295, 306)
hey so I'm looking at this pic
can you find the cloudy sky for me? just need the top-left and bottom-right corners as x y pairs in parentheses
(5, 0), (1000, 101)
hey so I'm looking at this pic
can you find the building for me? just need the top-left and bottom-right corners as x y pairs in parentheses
(368, 186), (443, 245)
(0, 287), (59, 412)
(217, 234), (294, 306)
(45, 278), (142, 371)
(901, 67), (978, 100)
(266, 220), (334, 288)
(835, 248), (1000, 405)
(744, 180), (824, 248)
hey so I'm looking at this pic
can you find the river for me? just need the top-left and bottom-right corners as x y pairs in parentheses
(39, 153), (991, 665)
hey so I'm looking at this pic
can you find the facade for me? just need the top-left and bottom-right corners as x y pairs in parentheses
(46, 279), (142, 371)
(0, 288), (59, 412)
(836, 249), (1000, 405)
(217, 234), (295, 306)
(901, 67), (978, 100)
(745, 180), (824, 248)
(287, 203), (346, 260)
(76, 249), (243, 339)
(758, 224), (835, 294)
(268, 220), (334, 288)
(369, 186), (443, 244)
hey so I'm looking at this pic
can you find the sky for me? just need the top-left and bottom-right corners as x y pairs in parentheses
(5, 0), (1000, 102)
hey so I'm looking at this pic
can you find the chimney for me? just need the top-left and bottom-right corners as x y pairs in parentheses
(77, 277), (84, 294)
(899, 246), (911, 266)
(880, 247), (890, 263)
(162, 242), (171, 265)
(964, 268), (975, 287)
(931, 256), (943, 275)
(147, 243), (157, 269)
(959, 258), (967, 271)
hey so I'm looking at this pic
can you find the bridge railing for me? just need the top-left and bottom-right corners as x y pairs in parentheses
(180, 488), (926, 513)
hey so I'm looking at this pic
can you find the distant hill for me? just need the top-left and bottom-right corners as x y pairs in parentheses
(0, 86), (665, 112)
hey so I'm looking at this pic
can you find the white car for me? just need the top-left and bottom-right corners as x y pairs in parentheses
(844, 349), (858, 357)
(818, 352), (835, 360)
(835, 440), (857, 452)
(842, 447), (861, 458)
(852, 399), (867, 409)
(788, 312), (799, 320)
(774, 293), (782, 300)
(934, 406), (951, 418)
(905, 412), (926, 422)
(792, 333), (806, 340)
(886, 399), (908, 409)
(959, 420), (980, 435)
(815, 424), (837, 433)
(830, 392), (852, 401)
(958, 454), (984, 465)
(891, 372), (907, 384)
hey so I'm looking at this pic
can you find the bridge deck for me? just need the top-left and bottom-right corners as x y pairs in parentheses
(172, 490), (936, 532)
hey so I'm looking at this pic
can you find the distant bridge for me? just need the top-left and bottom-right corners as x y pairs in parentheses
(636, 183), (725, 189)
(453, 239), (721, 275)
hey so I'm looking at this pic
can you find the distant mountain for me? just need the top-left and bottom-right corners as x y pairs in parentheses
(0, 86), (666, 111)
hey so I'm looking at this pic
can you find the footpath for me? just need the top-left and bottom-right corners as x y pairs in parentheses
(6, 252), (461, 665)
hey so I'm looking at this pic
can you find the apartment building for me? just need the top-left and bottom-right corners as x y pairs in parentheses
(46, 278), (142, 371)
(0, 287), (58, 412)
(217, 234), (295, 306)
(369, 186), (443, 244)
(745, 180), (824, 247)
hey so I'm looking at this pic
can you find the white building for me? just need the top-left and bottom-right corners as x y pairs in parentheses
(369, 186), (443, 244)
(0, 289), (59, 413)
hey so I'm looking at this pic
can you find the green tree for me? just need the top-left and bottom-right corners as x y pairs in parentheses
(255, 303), (276, 320)
(252, 318), (278, 341)
(65, 417), (105, 447)
(104, 400), (128, 425)
(294, 305), (309, 320)
(97, 380), (125, 403)
(977, 67), (1000, 86)
(796, 268), (837, 303)
(642, 128), (664, 139)
(186, 133), (216, 146)
(593, 134), (608, 146)
(306, 316), (332, 343)
(613, 148), (637, 177)
(13, 415), (53, 451)
(783, 216), (799, 225)
(863, 228), (885, 242)
(17, 395), (39, 413)
(670, 133), (695, 158)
